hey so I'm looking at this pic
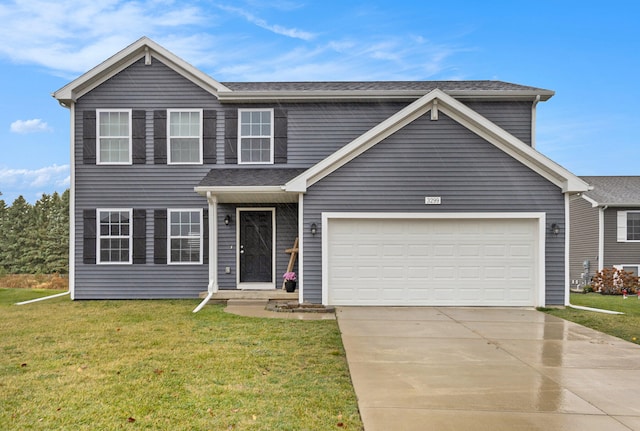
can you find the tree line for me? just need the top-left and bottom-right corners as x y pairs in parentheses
(0, 190), (69, 275)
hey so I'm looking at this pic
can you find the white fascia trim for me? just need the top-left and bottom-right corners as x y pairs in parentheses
(581, 194), (600, 207)
(321, 211), (546, 307)
(53, 37), (230, 103)
(195, 186), (285, 195)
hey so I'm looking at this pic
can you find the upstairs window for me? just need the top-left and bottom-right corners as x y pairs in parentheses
(238, 109), (273, 164)
(617, 211), (640, 242)
(97, 209), (132, 264)
(168, 110), (202, 164)
(97, 110), (131, 164)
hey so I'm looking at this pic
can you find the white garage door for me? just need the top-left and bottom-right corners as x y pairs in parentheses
(326, 217), (539, 306)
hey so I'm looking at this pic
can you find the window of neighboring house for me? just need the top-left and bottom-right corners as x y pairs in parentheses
(168, 110), (202, 164)
(168, 209), (202, 264)
(97, 110), (132, 164)
(238, 109), (273, 164)
(627, 212), (640, 241)
(97, 209), (132, 264)
(617, 211), (640, 242)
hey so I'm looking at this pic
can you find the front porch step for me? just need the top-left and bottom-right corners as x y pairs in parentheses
(198, 290), (299, 300)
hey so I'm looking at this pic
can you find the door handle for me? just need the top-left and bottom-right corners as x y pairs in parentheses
(240, 245), (244, 254)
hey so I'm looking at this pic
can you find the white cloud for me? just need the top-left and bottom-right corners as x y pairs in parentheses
(0, 164), (69, 188)
(10, 119), (51, 134)
(0, 0), (211, 74)
(216, 4), (315, 41)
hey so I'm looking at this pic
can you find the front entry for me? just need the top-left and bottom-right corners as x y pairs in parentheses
(238, 209), (275, 289)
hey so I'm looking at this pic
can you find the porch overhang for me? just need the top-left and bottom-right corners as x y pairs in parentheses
(195, 167), (307, 203)
(194, 186), (299, 203)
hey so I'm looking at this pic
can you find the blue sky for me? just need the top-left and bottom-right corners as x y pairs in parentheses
(0, 0), (638, 203)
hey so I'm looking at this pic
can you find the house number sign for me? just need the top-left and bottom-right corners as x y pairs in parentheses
(424, 197), (442, 205)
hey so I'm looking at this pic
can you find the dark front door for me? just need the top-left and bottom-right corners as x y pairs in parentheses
(239, 211), (273, 283)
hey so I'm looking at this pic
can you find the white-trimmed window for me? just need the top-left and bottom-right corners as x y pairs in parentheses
(168, 110), (202, 164)
(97, 110), (132, 164)
(168, 209), (202, 264)
(617, 211), (640, 242)
(97, 209), (132, 264)
(238, 109), (273, 164)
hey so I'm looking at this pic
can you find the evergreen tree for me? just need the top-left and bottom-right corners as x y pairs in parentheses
(0, 190), (69, 274)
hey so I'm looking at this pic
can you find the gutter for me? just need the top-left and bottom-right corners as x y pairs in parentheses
(15, 291), (70, 305)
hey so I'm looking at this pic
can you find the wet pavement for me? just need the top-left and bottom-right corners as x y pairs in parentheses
(336, 307), (640, 431)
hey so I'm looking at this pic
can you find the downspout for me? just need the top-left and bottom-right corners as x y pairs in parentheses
(193, 192), (218, 313)
(531, 95), (541, 149)
(15, 291), (70, 305)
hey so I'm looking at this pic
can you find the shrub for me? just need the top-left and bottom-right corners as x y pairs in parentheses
(592, 267), (639, 295)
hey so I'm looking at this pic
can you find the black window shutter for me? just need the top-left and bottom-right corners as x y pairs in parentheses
(202, 209), (209, 264)
(132, 110), (146, 164)
(203, 110), (217, 164)
(83, 209), (96, 264)
(274, 109), (288, 164)
(83, 111), (96, 165)
(224, 109), (238, 164)
(133, 209), (146, 264)
(154, 209), (167, 264)
(154, 110), (167, 164)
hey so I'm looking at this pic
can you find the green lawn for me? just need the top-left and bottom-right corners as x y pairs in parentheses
(0, 289), (362, 430)
(541, 292), (640, 345)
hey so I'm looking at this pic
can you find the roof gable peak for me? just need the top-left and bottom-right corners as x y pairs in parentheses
(52, 37), (230, 105)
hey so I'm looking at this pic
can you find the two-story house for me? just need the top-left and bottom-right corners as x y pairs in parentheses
(53, 37), (588, 307)
(569, 176), (640, 289)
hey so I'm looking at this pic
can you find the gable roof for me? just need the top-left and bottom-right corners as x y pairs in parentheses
(579, 176), (640, 207)
(52, 37), (230, 105)
(53, 37), (553, 105)
(285, 89), (589, 194)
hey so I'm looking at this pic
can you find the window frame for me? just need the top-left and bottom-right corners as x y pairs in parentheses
(167, 208), (203, 265)
(96, 109), (132, 165)
(617, 210), (640, 242)
(96, 208), (133, 265)
(167, 109), (203, 165)
(237, 108), (274, 165)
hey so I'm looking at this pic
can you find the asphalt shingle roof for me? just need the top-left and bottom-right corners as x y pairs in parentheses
(221, 80), (551, 93)
(198, 167), (307, 188)
(581, 176), (640, 206)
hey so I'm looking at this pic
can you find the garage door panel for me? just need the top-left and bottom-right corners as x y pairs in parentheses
(327, 217), (538, 306)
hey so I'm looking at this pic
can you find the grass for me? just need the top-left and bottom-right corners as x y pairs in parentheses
(541, 292), (640, 345)
(0, 289), (363, 430)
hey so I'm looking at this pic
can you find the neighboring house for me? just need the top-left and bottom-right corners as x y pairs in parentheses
(53, 37), (589, 307)
(569, 176), (640, 289)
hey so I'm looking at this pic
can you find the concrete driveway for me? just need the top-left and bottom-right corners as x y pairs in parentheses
(336, 307), (640, 431)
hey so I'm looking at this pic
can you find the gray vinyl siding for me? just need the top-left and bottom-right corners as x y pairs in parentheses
(302, 111), (565, 305)
(568, 196), (599, 287)
(74, 58), (222, 299)
(464, 101), (533, 145)
(285, 101), (532, 166)
(603, 207), (640, 269)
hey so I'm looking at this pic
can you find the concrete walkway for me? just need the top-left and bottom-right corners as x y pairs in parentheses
(336, 307), (640, 431)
